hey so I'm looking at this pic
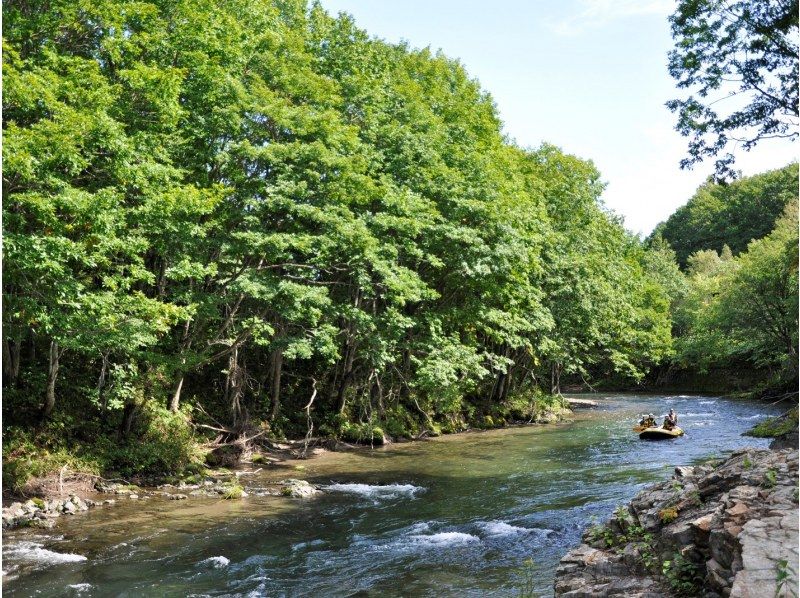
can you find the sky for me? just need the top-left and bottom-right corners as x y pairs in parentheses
(318, 0), (798, 236)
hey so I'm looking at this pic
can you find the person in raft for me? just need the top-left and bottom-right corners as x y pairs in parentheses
(663, 409), (678, 430)
(639, 413), (656, 428)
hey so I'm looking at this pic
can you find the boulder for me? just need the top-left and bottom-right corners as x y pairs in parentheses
(279, 479), (320, 498)
(205, 444), (244, 467)
(554, 448), (799, 597)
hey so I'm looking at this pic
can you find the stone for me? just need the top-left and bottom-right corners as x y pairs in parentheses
(279, 479), (320, 498)
(675, 466), (695, 479)
(168, 493), (188, 500)
(690, 513), (714, 533)
(725, 502), (749, 518)
(205, 444), (244, 467)
(29, 518), (56, 530)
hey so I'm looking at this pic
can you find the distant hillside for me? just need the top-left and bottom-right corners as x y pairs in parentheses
(651, 163), (799, 268)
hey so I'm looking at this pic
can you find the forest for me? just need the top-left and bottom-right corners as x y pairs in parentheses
(3, 0), (798, 490)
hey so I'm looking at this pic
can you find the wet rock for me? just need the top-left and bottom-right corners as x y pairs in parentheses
(168, 493), (188, 500)
(770, 430), (798, 450)
(29, 518), (57, 530)
(565, 398), (598, 409)
(279, 479), (320, 498)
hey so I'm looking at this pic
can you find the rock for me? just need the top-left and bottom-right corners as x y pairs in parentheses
(725, 500), (749, 515)
(565, 398), (599, 409)
(129, 494), (139, 500)
(554, 447), (799, 597)
(62, 501), (77, 514)
(770, 430), (798, 450)
(690, 513), (714, 533)
(279, 479), (320, 498)
(29, 518), (56, 529)
(205, 445), (244, 468)
(168, 494), (188, 500)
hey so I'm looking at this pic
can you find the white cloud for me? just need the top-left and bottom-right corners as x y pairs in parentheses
(550, 0), (674, 36)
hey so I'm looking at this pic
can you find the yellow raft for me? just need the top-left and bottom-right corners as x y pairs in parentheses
(639, 426), (684, 440)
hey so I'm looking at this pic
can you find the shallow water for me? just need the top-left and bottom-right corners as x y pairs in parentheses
(2, 394), (782, 597)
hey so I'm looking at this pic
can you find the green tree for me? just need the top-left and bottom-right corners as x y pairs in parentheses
(667, 0), (799, 177)
(651, 163), (798, 267)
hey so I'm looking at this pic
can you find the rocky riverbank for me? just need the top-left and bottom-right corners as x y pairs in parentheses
(554, 446), (799, 597)
(1, 476), (322, 530)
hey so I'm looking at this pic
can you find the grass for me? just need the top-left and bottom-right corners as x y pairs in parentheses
(222, 482), (244, 500)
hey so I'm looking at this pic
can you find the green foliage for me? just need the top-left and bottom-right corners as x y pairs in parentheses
(340, 423), (385, 445)
(667, 0), (798, 178)
(661, 552), (704, 596)
(587, 524), (618, 549)
(775, 559), (797, 598)
(2, 424), (104, 493)
(670, 200), (799, 390)
(658, 507), (679, 524)
(516, 558), (538, 598)
(100, 406), (200, 478)
(762, 469), (778, 489)
(748, 408), (799, 438)
(2, 0), (675, 479)
(652, 164), (799, 267)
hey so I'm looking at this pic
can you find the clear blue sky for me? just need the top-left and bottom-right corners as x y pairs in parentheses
(319, 0), (797, 235)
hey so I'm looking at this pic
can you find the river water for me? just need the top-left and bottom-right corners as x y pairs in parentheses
(2, 394), (783, 597)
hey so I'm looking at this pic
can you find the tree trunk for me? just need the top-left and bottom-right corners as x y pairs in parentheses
(41, 340), (61, 419)
(550, 362), (562, 396)
(337, 289), (361, 414)
(97, 351), (110, 410)
(169, 375), (184, 413)
(226, 346), (244, 427)
(3, 337), (21, 387)
(337, 334), (358, 414)
(269, 349), (283, 421)
(119, 401), (138, 439)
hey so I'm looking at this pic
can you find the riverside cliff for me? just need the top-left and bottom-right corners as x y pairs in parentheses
(554, 446), (799, 597)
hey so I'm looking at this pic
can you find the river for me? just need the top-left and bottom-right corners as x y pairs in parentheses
(2, 393), (783, 597)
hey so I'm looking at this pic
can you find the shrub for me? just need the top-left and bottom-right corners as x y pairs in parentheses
(100, 404), (201, 478)
(2, 425), (103, 493)
(662, 552), (703, 595)
(382, 406), (418, 439)
(762, 469), (777, 489)
(659, 507), (679, 524)
(340, 422), (386, 445)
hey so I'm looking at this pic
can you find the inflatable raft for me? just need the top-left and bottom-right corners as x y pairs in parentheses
(639, 426), (684, 440)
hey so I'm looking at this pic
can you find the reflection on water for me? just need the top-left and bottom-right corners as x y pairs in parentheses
(2, 394), (781, 597)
